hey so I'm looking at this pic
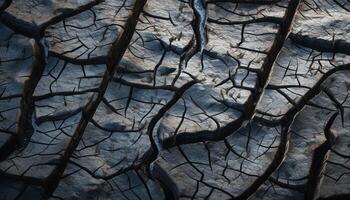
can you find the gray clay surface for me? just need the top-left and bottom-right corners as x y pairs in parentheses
(0, 0), (349, 199)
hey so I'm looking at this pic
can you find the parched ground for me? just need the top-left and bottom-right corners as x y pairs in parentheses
(0, 0), (349, 199)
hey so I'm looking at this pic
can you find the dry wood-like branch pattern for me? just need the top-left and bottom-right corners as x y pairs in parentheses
(0, 0), (349, 199)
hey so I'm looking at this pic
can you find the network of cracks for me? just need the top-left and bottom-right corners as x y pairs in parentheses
(0, 0), (349, 199)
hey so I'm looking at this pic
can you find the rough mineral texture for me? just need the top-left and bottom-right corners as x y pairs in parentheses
(0, 0), (349, 199)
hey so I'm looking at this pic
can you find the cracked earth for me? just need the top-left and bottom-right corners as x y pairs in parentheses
(0, 0), (349, 199)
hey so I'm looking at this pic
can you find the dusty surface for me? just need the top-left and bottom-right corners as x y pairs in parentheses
(0, 0), (349, 199)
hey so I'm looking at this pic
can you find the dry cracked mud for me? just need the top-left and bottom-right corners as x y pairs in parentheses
(0, 0), (349, 199)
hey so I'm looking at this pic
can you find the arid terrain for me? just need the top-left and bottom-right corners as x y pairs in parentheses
(0, 0), (349, 199)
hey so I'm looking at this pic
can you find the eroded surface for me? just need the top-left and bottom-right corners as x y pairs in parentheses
(0, 0), (349, 199)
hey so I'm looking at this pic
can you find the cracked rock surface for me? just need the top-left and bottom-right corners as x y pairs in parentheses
(0, 0), (349, 199)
